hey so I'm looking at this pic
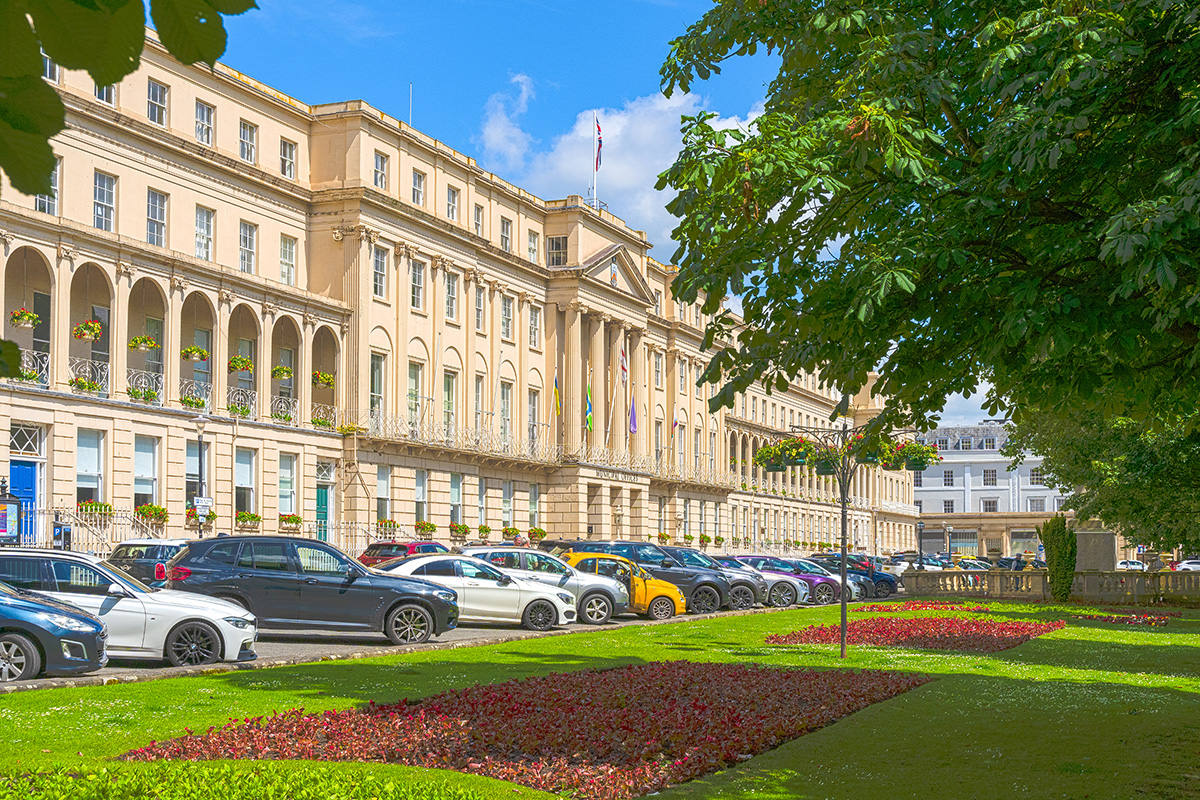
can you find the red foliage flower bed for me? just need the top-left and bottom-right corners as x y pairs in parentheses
(122, 661), (932, 799)
(853, 601), (990, 613)
(767, 617), (1064, 653)
(1073, 613), (1171, 626)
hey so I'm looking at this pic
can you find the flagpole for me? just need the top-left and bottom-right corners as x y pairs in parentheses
(591, 111), (597, 207)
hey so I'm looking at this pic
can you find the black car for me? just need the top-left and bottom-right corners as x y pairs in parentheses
(107, 539), (192, 583)
(565, 541), (731, 613)
(165, 536), (459, 645)
(808, 556), (898, 598)
(660, 546), (768, 610)
(0, 579), (107, 681)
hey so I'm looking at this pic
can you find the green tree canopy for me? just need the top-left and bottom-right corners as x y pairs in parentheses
(658, 0), (1200, 432)
(1005, 411), (1200, 553)
(0, 0), (256, 196)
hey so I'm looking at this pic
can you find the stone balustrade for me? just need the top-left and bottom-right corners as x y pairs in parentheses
(903, 569), (1200, 602)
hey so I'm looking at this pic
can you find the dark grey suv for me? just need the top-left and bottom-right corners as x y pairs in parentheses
(565, 541), (731, 613)
(661, 546), (768, 610)
(165, 536), (458, 645)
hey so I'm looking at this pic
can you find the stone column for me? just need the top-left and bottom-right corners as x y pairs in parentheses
(212, 289), (231, 413)
(164, 277), (185, 405)
(111, 263), (131, 396)
(258, 307), (275, 419)
(607, 320), (624, 449)
(299, 314), (314, 424)
(629, 326), (644, 458)
(589, 313), (606, 450)
(565, 302), (583, 453)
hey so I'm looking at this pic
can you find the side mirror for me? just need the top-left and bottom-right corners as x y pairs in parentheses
(347, 566), (366, 579)
(107, 582), (129, 597)
(499, 573), (513, 585)
(661, 559), (676, 568)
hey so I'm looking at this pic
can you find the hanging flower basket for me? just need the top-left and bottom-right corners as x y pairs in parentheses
(128, 335), (158, 352)
(72, 319), (103, 341)
(279, 513), (303, 527)
(228, 355), (254, 373)
(312, 370), (335, 389)
(814, 459), (837, 476)
(449, 522), (470, 540)
(235, 511), (262, 527)
(477, 524), (491, 540)
(181, 346), (209, 362)
(186, 507), (217, 526)
(657, 531), (670, 544)
(9, 309), (38, 329)
(896, 441), (941, 471)
(415, 520), (437, 536)
(528, 527), (547, 541)
(135, 503), (169, 525)
(271, 364), (293, 380)
(501, 526), (520, 540)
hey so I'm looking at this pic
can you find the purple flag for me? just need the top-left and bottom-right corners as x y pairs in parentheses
(629, 398), (638, 434)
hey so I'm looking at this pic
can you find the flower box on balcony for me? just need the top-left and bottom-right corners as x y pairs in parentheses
(415, 520), (437, 536)
(9, 309), (38, 329)
(501, 526), (519, 540)
(235, 511), (262, 528)
(181, 346), (209, 362)
(227, 355), (254, 373)
(127, 387), (159, 404)
(269, 411), (294, 424)
(15, 368), (39, 382)
(312, 418), (335, 430)
(128, 335), (158, 352)
(180, 395), (207, 410)
(271, 365), (293, 380)
(135, 503), (168, 525)
(449, 522), (470, 540)
(77, 501), (114, 518)
(338, 423), (365, 436)
(68, 376), (102, 393)
(528, 527), (547, 542)
(477, 524), (491, 541)
(657, 532), (670, 544)
(228, 404), (252, 419)
(185, 508), (217, 526)
(312, 371), (335, 389)
(72, 319), (103, 341)
(377, 519), (399, 532)
(279, 514), (303, 528)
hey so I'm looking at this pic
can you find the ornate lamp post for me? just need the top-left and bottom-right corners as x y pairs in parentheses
(916, 520), (925, 570)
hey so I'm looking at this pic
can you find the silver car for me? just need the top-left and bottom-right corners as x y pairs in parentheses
(461, 546), (629, 624)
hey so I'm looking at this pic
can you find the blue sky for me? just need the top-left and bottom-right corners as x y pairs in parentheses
(217, 1), (990, 426)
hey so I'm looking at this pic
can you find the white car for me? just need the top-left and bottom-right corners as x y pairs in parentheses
(0, 549), (256, 666)
(461, 546), (630, 623)
(1117, 559), (1147, 571)
(382, 554), (575, 630)
(1176, 560), (1200, 571)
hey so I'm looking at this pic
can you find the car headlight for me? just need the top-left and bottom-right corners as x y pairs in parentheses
(434, 590), (457, 604)
(42, 613), (95, 632)
(223, 617), (256, 629)
(556, 592), (574, 605)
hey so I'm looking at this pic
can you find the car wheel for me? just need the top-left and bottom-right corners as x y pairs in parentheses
(768, 583), (797, 607)
(874, 580), (892, 599)
(385, 604), (434, 645)
(0, 633), (41, 682)
(813, 583), (836, 604)
(647, 596), (675, 621)
(522, 599), (558, 631)
(689, 585), (720, 614)
(165, 621), (222, 667)
(729, 585), (755, 611)
(579, 593), (612, 625)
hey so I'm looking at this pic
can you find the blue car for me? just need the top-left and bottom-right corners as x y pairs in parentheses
(809, 556), (899, 599)
(0, 580), (107, 682)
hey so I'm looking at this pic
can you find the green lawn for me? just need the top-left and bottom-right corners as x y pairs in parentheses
(2, 600), (1199, 799)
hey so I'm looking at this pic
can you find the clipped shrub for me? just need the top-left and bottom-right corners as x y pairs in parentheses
(1038, 514), (1076, 602)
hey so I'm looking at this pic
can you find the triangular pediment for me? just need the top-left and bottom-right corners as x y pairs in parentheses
(581, 244), (655, 306)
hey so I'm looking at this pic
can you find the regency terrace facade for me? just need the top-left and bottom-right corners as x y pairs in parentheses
(0, 31), (918, 556)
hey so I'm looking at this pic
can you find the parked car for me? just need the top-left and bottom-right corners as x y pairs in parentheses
(660, 546), (768, 610)
(1176, 560), (1200, 571)
(106, 538), (192, 583)
(1117, 559), (1148, 571)
(461, 546), (628, 624)
(381, 554), (575, 630)
(787, 558), (871, 599)
(357, 540), (450, 567)
(0, 549), (256, 667)
(164, 536), (456, 645)
(0, 579), (107, 681)
(710, 554), (809, 606)
(808, 555), (898, 599)
(735, 555), (842, 604)
(560, 552), (687, 620)
(564, 541), (732, 614)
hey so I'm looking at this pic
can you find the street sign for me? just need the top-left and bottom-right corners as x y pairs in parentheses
(193, 496), (214, 514)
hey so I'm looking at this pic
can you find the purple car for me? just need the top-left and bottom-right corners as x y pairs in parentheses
(735, 555), (842, 605)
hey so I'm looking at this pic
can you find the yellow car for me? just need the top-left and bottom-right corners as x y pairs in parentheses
(563, 552), (687, 620)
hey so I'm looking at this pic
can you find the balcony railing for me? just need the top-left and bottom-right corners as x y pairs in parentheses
(227, 386), (258, 420)
(270, 395), (299, 425)
(20, 508), (161, 556)
(311, 402), (338, 431)
(69, 356), (109, 396)
(126, 368), (164, 406)
(19, 349), (49, 386)
(347, 408), (561, 464)
(179, 378), (211, 411)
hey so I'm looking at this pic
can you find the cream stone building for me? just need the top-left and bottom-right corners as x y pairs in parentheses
(0, 33), (917, 556)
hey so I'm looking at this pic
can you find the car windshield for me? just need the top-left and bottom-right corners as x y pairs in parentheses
(753, 557), (792, 572)
(0, 580), (19, 598)
(793, 560), (833, 576)
(670, 549), (715, 569)
(99, 560), (154, 593)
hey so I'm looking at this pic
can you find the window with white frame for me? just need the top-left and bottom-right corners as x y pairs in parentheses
(653, 290), (662, 316)
(41, 51), (58, 82)
(936, 437), (949, 450)
(239, 120), (257, 163)
(280, 139), (296, 179)
(982, 498), (998, 513)
(147, 79), (168, 126)
(450, 473), (463, 524)
(410, 260), (425, 309)
(411, 170), (425, 205)
(528, 484), (539, 527)
(943, 499), (955, 513)
(654, 421), (663, 462)
(280, 235), (296, 286)
(983, 468), (997, 487)
(445, 273), (458, 320)
(376, 466), (391, 520)
(1029, 497), (1046, 512)
(680, 360), (688, 393)
(1055, 496), (1067, 510)
(77, 430), (104, 503)
(499, 217), (512, 252)
(502, 480), (513, 527)
(195, 100), (214, 145)
(35, 158), (59, 215)
(195, 206), (214, 260)
(407, 362), (423, 424)
(446, 186), (459, 220)
(185, 439), (208, 507)
(278, 454), (296, 515)
(548, 235), (567, 266)
(527, 389), (539, 445)
(528, 305), (541, 348)
(943, 469), (954, 487)
(443, 370), (456, 431)
(475, 286), (485, 330)
(694, 429), (701, 470)
(146, 189), (167, 247)
(373, 151), (388, 189)
(235, 448), (256, 513)
(473, 204), (484, 236)
(369, 353), (385, 413)
(415, 469), (428, 521)
(677, 425), (686, 464)
(372, 245), (387, 298)
(982, 436), (996, 449)
(654, 353), (662, 387)
(501, 295), (513, 340)
(474, 374), (485, 430)
(133, 436), (158, 507)
(750, 396), (757, 420)
(94, 83), (114, 104)
(913, 469), (923, 487)
(527, 231), (539, 263)
(238, 221), (257, 273)
(477, 479), (487, 525)
(709, 432), (716, 470)
(500, 381), (513, 442)
(93, 171), (115, 232)
(914, 500), (922, 513)
(1029, 467), (1044, 485)
(960, 437), (973, 450)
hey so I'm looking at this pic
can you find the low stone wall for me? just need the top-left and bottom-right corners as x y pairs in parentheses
(903, 569), (1200, 603)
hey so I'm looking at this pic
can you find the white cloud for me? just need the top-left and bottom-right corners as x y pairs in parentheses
(937, 382), (998, 427)
(477, 73), (537, 174)
(479, 88), (761, 257)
